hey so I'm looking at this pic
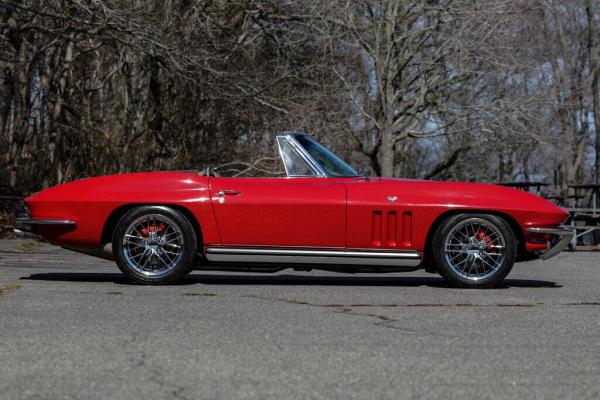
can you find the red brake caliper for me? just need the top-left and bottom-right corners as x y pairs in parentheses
(139, 225), (158, 238)
(137, 223), (165, 240)
(477, 229), (494, 253)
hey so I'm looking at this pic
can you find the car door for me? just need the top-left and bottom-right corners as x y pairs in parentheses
(209, 177), (347, 248)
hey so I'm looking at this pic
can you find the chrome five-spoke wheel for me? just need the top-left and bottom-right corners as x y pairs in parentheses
(113, 206), (196, 284)
(432, 214), (516, 288)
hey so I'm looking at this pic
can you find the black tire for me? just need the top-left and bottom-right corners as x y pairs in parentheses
(432, 213), (516, 288)
(112, 206), (196, 284)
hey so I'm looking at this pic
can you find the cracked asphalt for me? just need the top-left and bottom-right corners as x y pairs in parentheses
(1, 239), (599, 400)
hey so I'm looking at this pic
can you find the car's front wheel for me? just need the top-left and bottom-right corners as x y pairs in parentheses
(432, 214), (516, 288)
(113, 206), (196, 284)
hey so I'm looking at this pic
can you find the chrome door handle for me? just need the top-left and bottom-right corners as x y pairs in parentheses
(217, 189), (241, 196)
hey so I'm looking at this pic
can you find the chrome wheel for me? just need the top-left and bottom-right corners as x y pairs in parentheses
(122, 214), (184, 277)
(444, 217), (506, 281)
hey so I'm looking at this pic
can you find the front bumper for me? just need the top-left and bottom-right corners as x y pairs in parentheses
(525, 226), (574, 260)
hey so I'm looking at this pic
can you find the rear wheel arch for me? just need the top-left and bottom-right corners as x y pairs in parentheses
(423, 209), (525, 272)
(101, 204), (204, 249)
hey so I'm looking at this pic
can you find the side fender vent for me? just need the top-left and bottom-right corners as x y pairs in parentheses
(402, 211), (412, 246)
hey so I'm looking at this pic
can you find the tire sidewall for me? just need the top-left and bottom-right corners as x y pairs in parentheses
(432, 213), (516, 288)
(113, 206), (196, 284)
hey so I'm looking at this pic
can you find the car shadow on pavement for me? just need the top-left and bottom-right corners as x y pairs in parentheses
(21, 272), (562, 289)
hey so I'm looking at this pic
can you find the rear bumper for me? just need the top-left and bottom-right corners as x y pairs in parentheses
(14, 217), (76, 241)
(13, 228), (43, 240)
(525, 226), (574, 260)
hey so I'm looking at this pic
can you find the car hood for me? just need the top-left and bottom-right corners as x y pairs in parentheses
(374, 177), (569, 223)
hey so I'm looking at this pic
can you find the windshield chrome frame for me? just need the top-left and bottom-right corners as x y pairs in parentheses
(276, 133), (328, 178)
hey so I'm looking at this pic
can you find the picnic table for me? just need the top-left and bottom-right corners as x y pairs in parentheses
(568, 183), (600, 209)
(565, 184), (600, 248)
(499, 181), (548, 195)
(545, 194), (585, 207)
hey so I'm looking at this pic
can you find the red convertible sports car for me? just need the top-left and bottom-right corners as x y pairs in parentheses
(15, 132), (573, 287)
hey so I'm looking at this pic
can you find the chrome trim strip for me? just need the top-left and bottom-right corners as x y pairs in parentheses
(205, 247), (422, 267)
(15, 218), (76, 225)
(525, 227), (573, 235)
(207, 247), (421, 258)
(525, 226), (574, 260)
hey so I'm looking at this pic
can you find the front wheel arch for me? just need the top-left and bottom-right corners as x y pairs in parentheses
(431, 213), (517, 287)
(423, 209), (525, 273)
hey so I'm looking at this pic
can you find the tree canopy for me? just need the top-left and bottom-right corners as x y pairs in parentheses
(1, 0), (599, 195)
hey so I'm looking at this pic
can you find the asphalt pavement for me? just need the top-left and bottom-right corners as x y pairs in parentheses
(0, 239), (599, 400)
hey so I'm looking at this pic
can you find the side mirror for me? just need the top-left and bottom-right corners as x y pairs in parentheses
(357, 169), (370, 181)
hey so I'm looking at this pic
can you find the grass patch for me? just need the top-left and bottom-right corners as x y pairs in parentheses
(20, 242), (44, 252)
(0, 284), (21, 296)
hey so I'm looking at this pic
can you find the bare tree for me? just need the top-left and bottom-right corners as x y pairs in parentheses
(0, 0), (598, 199)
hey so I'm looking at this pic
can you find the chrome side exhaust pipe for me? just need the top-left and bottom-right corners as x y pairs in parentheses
(13, 228), (42, 241)
(102, 243), (113, 259)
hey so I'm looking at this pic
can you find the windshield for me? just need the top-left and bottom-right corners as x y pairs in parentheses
(294, 134), (359, 177)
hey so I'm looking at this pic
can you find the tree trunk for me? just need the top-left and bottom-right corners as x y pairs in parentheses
(587, 0), (600, 184)
(379, 119), (395, 177)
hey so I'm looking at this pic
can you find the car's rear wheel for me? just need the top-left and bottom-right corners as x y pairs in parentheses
(113, 206), (196, 284)
(432, 214), (516, 288)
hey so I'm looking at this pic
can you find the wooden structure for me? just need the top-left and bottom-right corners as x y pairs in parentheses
(566, 184), (600, 249)
(499, 181), (548, 196)
(499, 182), (600, 249)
